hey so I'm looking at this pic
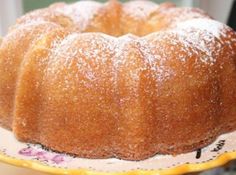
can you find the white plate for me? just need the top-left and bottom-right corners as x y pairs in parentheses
(0, 127), (236, 175)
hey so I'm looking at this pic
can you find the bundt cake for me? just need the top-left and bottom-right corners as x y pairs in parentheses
(0, 0), (236, 161)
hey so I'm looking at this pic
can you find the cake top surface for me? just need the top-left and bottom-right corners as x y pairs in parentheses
(10, 0), (235, 38)
(2, 0), (236, 67)
(122, 0), (159, 19)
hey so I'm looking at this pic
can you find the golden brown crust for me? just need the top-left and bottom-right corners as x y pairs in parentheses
(0, 22), (62, 129)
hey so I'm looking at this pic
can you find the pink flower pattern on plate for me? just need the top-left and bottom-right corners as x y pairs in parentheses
(19, 146), (71, 164)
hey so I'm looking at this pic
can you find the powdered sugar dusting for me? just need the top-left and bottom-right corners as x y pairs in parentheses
(157, 7), (209, 28)
(3, 0), (234, 83)
(173, 29), (221, 65)
(139, 39), (175, 83)
(176, 18), (227, 39)
(113, 34), (138, 73)
(123, 0), (159, 19)
(55, 1), (102, 31)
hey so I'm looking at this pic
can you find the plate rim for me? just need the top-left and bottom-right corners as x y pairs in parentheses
(0, 150), (236, 175)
